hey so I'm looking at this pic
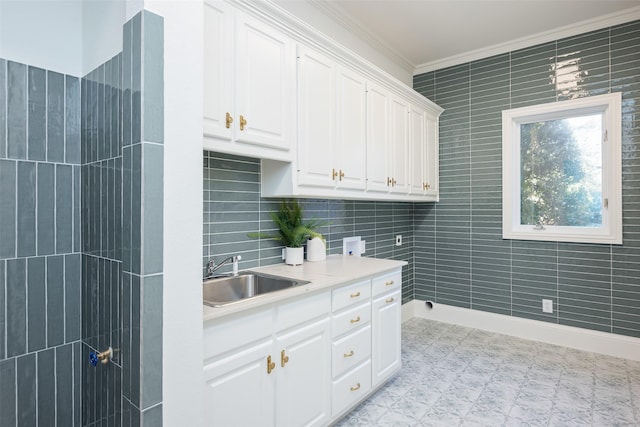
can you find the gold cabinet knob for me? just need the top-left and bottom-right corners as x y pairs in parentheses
(239, 115), (247, 131)
(281, 350), (289, 368)
(339, 170), (345, 181)
(332, 168), (338, 180)
(225, 112), (233, 129)
(387, 177), (392, 187)
(423, 182), (430, 190)
(350, 316), (361, 324)
(350, 383), (361, 392)
(392, 178), (397, 187)
(267, 355), (276, 374)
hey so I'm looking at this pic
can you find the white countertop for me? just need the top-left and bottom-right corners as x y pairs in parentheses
(203, 255), (407, 322)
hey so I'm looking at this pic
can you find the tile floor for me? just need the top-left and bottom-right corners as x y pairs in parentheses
(336, 318), (640, 426)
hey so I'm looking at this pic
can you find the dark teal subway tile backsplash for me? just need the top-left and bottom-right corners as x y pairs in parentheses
(203, 151), (416, 303)
(414, 19), (640, 338)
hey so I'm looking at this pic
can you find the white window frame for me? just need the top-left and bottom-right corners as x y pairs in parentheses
(502, 92), (622, 245)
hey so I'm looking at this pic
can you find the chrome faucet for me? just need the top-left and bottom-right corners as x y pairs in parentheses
(206, 255), (242, 277)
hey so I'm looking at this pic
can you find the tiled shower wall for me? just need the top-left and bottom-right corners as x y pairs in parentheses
(203, 151), (415, 303)
(81, 10), (164, 427)
(0, 59), (83, 426)
(81, 53), (124, 426)
(413, 20), (640, 337)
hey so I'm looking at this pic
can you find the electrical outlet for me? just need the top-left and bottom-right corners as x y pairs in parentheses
(395, 235), (402, 246)
(542, 299), (553, 313)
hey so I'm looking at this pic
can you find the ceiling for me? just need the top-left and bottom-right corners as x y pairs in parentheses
(316, 0), (640, 74)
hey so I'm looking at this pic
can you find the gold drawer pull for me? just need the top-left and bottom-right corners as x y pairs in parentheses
(281, 350), (289, 368)
(350, 291), (361, 298)
(350, 383), (361, 392)
(267, 355), (275, 374)
(343, 350), (354, 358)
(385, 280), (394, 286)
(386, 297), (394, 303)
(350, 316), (361, 324)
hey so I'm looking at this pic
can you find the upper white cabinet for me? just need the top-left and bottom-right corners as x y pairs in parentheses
(410, 106), (439, 198)
(204, 1), (295, 161)
(204, 0), (443, 200)
(368, 91), (410, 195)
(297, 46), (367, 191)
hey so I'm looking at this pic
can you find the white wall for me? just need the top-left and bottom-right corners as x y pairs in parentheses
(273, 0), (413, 85)
(82, 0), (126, 74)
(0, 0), (83, 75)
(143, 1), (204, 426)
(0, 0), (126, 76)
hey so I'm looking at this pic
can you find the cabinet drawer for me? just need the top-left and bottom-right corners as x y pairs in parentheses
(332, 302), (371, 338)
(332, 280), (371, 312)
(332, 359), (372, 417)
(372, 270), (401, 296)
(332, 324), (371, 378)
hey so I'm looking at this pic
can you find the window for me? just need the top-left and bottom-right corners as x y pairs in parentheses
(502, 93), (622, 244)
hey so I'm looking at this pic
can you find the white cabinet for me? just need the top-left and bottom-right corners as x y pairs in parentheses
(203, 292), (331, 427)
(202, 268), (403, 425)
(276, 317), (331, 427)
(366, 84), (410, 196)
(365, 82), (391, 193)
(371, 271), (402, 387)
(297, 46), (366, 191)
(203, 1), (295, 161)
(330, 279), (373, 419)
(409, 105), (439, 198)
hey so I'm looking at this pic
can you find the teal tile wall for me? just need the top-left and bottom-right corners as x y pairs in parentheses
(414, 20), (640, 338)
(203, 151), (415, 303)
(0, 58), (83, 426)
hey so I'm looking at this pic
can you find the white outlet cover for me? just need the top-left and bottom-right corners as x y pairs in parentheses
(542, 299), (553, 313)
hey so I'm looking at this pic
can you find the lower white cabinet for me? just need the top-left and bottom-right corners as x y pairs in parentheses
(202, 268), (403, 426)
(372, 271), (402, 387)
(203, 292), (331, 427)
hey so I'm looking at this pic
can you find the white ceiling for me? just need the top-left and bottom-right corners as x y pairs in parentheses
(316, 0), (640, 74)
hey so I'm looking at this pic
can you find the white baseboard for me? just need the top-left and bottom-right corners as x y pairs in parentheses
(401, 299), (640, 362)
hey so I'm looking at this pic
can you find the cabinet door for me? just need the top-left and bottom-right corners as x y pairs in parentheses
(203, 339), (275, 427)
(366, 82), (390, 193)
(409, 105), (427, 195)
(389, 94), (409, 194)
(235, 11), (294, 151)
(276, 317), (331, 427)
(297, 46), (336, 188)
(203, 1), (233, 140)
(372, 290), (401, 387)
(336, 66), (367, 190)
(425, 113), (439, 197)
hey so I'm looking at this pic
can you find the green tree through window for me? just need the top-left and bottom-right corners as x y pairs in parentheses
(519, 115), (602, 228)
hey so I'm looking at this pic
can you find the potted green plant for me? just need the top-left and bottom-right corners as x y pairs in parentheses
(249, 200), (325, 265)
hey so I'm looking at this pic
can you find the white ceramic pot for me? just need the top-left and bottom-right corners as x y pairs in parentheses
(306, 237), (326, 262)
(284, 247), (304, 265)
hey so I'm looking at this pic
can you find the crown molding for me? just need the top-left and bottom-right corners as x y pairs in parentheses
(309, 0), (415, 77)
(414, 5), (640, 76)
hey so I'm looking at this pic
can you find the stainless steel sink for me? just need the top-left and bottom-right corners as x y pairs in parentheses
(203, 271), (310, 307)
